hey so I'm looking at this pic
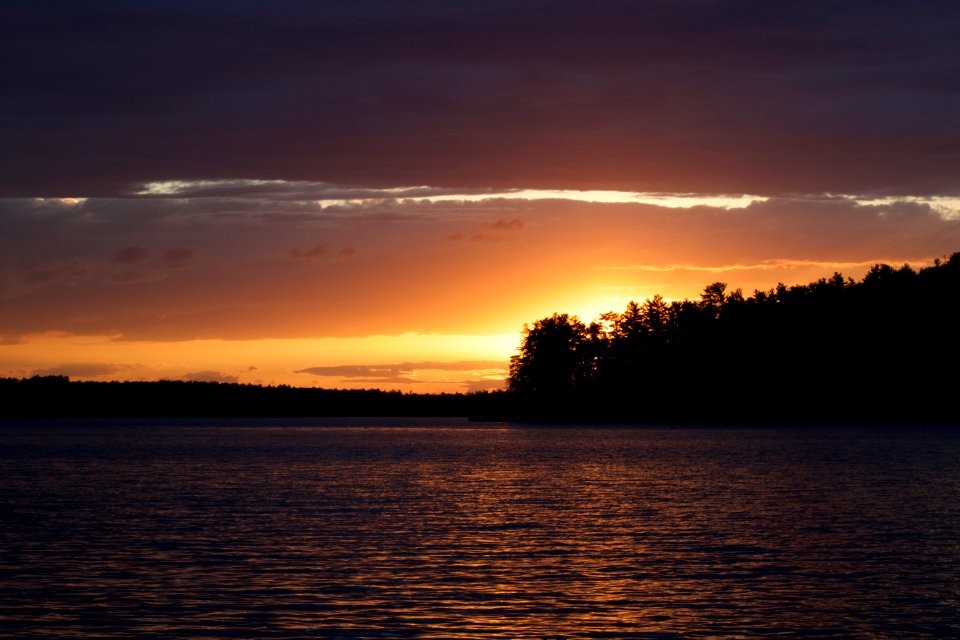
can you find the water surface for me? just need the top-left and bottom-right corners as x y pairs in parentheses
(2, 420), (959, 638)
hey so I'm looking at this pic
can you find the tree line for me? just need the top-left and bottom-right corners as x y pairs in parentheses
(0, 378), (474, 419)
(4, 254), (957, 423)
(504, 253), (960, 423)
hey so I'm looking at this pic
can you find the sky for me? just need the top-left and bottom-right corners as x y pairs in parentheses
(2, 1), (959, 392)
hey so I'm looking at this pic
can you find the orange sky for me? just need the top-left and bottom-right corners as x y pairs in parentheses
(4, 3), (959, 393)
(2, 186), (958, 392)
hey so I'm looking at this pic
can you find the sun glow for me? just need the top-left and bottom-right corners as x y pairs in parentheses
(9, 180), (960, 394)
(0, 332), (518, 393)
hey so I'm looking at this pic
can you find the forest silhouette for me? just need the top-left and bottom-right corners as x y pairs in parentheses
(3, 254), (958, 424)
(503, 253), (960, 423)
(0, 378), (473, 419)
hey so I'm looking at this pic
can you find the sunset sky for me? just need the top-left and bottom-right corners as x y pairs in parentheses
(2, 1), (959, 392)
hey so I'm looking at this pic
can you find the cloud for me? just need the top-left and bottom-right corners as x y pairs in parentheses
(461, 379), (508, 393)
(182, 370), (238, 384)
(21, 261), (88, 285)
(30, 362), (128, 379)
(296, 365), (407, 378)
(297, 360), (506, 376)
(2, 192), (959, 342)
(489, 218), (524, 231)
(113, 246), (150, 264)
(295, 360), (508, 386)
(2, 2), (958, 197)
(107, 246), (194, 283)
(109, 269), (156, 284)
(600, 259), (901, 273)
(403, 360), (508, 371)
(290, 243), (360, 259)
(446, 217), (526, 243)
(294, 364), (422, 384)
(130, 179), (501, 202)
(158, 247), (194, 268)
(289, 244), (328, 258)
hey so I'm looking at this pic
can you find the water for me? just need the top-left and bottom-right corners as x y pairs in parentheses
(2, 419), (959, 638)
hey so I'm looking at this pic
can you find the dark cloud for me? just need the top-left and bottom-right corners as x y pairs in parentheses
(294, 365), (401, 379)
(158, 247), (194, 268)
(461, 379), (508, 393)
(295, 365), (420, 384)
(447, 217), (526, 242)
(110, 268), (155, 285)
(21, 261), (87, 286)
(290, 243), (360, 258)
(182, 370), (238, 384)
(106, 246), (194, 283)
(289, 244), (328, 258)
(31, 362), (127, 378)
(2, 1), (958, 197)
(489, 218), (524, 231)
(296, 360), (507, 385)
(348, 376), (421, 385)
(113, 246), (150, 264)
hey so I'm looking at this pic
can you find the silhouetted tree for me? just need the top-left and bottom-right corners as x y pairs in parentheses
(509, 313), (588, 398)
(615, 300), (646, 338)
(642, 294), (669, 335)
(505, 252), (960, 423)
(700, 282), (727, 315)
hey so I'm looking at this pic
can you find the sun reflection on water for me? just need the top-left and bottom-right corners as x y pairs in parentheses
(2, 423), (959, 638)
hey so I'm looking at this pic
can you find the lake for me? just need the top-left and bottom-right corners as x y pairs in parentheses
(1, 419), (959, 638)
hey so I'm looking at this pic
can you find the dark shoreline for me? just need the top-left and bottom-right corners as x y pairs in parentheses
(0, 377), (478, 420)
(2, 410), (957, 430)
(2, 376), (958, 425)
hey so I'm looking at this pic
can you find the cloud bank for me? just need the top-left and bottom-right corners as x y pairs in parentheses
(1, 191), (958, 343)
(2, 1), (958, 197)
(296, 360), (508, 390)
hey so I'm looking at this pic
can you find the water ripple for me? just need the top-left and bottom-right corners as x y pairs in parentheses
(2, 423), (959, 638)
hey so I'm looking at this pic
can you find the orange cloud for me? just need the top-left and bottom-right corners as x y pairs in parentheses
(289, 244), (328, 258)
(182, 370), (239, 383)
(446, 217), (526, 243)
(31, 362), (131, 379)
(1, 192), (957, 353)
(0, 333), (517, 393)
(296, 360), (508, 390)
(489, 218), (524, 230)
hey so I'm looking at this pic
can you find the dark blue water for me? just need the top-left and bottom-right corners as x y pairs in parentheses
(2, 419), (959, 638)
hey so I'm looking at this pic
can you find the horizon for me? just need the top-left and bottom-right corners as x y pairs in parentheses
(3, 1), (959, 393)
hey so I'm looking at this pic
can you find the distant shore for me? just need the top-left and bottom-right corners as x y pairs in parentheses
(2, 376), (957, 425)
(0, 377), (484, 420)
